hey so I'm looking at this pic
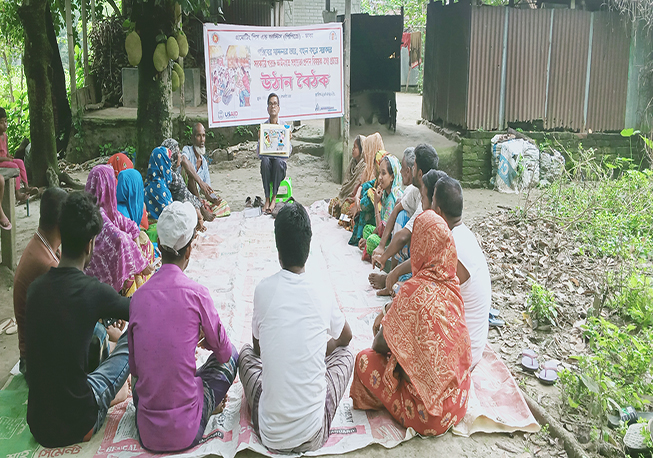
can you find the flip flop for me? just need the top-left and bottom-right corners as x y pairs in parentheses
(536, 360), (559, 385)
(489, 316), (505, 327)
(0, 317), (16, 334)
(245, 197), (253, 208)
(521, 349), (539, 372)
(608, 406), (653, 429)
(0, 219), (11, 231)
(253, 196), (263, 208)
(489, 308), (500, 317)
(623, 421), (652, 456)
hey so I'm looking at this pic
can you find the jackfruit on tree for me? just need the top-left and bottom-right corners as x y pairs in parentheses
(172, 71), (180, 91)
(175, 3), (182, 22)
(167, 36), (179, 60)
(153, 43), (168, 73)
(173, 62), (185, 86)
(176, 31), (189, 58)
(125, 31), (142, 66)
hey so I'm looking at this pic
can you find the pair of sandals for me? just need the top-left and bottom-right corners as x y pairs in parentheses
(521, 349), (559, 385)
(489, 307), (504, 327)
(0, 317), (17, 335)
(245, 196), (263, 209)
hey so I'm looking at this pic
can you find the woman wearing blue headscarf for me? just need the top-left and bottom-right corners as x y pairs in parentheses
(144, 147), (173, 220)
(145, 146), (206, 231)
(117, 168), (148, 229)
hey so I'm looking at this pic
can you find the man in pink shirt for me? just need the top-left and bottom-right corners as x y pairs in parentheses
(128, 201), (237, 452)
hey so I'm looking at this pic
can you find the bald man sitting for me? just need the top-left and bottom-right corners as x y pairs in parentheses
(181, 123), (221, 206)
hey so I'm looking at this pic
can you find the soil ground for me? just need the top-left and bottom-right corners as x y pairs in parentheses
(0, 94), (564, 457)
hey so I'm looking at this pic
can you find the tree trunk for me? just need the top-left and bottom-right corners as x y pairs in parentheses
(18, 0), (59, 188)
(45, 4), (72, 155)
(2, 52), (14, 103)
(135, 1), (173, 172)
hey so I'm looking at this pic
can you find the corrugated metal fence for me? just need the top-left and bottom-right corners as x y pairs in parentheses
(422, 1), (631, 132)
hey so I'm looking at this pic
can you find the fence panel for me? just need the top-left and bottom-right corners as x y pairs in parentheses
(466, 6), (505, 130)
(505, 9), (551, 124)
(422, 0), (471, 127)
(545, 10), (591, 130)
(586, 13), (630, 132)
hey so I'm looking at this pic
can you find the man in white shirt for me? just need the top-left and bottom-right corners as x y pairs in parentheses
(379, 174), (492, 367)
(180, 123), (221, 206)
(239, 203), (353, 453)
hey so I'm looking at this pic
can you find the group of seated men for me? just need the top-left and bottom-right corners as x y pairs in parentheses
(12, 142), (491, 454)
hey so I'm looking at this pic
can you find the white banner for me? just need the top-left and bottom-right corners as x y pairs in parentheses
(203, 23), (344, 128)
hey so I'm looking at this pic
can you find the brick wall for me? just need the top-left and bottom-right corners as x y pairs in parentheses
(286, 0), (361, 26)
(460, 131), (646, 188)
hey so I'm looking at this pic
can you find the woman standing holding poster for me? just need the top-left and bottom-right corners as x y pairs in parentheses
(259, 93), (291, 214)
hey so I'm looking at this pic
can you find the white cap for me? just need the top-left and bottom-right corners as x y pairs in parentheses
(157, 201), (198, 255)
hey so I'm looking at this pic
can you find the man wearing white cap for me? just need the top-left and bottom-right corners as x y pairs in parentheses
(127, 201), (238, 452)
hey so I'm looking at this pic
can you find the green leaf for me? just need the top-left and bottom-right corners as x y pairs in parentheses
(568, 396), (580, 409)
(621, 128), (635, 137)
(580, 373), (600, 394)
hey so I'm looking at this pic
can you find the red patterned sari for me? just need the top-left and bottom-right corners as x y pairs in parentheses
(350, 210), (473, 435)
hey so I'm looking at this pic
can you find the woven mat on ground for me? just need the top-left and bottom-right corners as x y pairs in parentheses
(1, 201), (538, 458)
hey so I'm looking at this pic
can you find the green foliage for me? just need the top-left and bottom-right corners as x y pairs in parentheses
(361, 0), (428, 29)
(527, 282), (558, 326)
(99, 142), (113, 157)
(235, 125), (253, 139)
(2, 90), (30, 155)
(608, 273), (653, 328)
(537, 149), (653, 259)
(559, 318), (653, 421)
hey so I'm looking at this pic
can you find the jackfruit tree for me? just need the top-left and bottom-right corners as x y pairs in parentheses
(17, 0), (72, 187)
(127, 0), (206, 171)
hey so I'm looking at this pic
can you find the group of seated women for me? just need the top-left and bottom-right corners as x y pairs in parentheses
(87, 140), (231, 298)
(328, 135), (490, 436)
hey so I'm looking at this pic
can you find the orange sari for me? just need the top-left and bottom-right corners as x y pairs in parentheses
(350, 210), (472, 435)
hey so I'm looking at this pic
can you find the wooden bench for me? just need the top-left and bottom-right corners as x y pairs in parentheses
(0, 168), (18, 269)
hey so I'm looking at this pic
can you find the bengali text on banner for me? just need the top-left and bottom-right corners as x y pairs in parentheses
(203, 23), (344, 128)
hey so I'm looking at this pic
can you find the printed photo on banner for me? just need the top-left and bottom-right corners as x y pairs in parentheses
(203, 23), (344, 128)
(259, 124), (291, 158)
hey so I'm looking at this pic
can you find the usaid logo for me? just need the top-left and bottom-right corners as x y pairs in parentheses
(224, 111), (238, 118)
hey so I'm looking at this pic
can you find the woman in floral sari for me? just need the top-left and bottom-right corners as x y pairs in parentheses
(350, 210), (472, 435)
(350, 153), (403, 254)
(85, 165), (154, 297)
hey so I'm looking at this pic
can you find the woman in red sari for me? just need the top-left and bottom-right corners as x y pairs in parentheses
(350, 209), (472, 435)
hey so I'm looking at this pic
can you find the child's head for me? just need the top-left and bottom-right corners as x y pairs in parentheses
(274, 202), (312, 270)
(0, 107), (7, 134)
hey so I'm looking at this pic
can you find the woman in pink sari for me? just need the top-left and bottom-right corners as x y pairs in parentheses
(85, 165), (154, 296)
(0, 107), (38, 203)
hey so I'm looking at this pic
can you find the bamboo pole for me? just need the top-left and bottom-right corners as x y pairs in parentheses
(342, 0), (351, 180)
(65, 0), (77, 112)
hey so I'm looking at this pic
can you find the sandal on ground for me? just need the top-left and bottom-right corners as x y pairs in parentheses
(489, 316), (505, 327)
(536, 360), (559, 385)
(623, 420), (652, 456)
(521, 349), (539, 372)
(489, 308), (500, 317)
(245, 197), (253, 208)
(253, 196), (263, 208)
(608, 405), (653, 429)
(0, 317), (16, 334)
(0, 218), (11, 231)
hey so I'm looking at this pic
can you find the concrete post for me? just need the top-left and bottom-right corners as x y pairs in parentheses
(342, 0), (351, 181)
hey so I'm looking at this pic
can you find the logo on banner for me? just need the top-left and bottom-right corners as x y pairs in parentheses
(212, 33), (219, 44)
(330, 31), (337, 41)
